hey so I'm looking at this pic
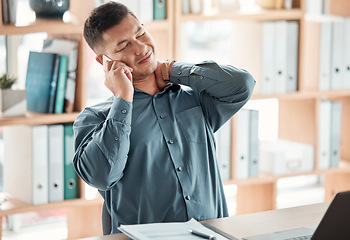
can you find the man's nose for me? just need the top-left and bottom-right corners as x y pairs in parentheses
(134, 41), (147, 56)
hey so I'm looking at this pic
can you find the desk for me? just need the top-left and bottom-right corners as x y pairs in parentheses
(79, 202), (330, 240)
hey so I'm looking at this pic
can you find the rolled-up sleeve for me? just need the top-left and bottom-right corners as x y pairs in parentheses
(73, 97), (132, 190)
(170, 60), (256, 132)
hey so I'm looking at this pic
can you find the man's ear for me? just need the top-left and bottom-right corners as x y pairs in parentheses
(96, 55), (103, 65)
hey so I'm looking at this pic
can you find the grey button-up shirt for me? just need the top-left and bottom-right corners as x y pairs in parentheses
(73, 60), (255, 234)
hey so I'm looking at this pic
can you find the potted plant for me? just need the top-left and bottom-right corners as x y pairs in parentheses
(0, 74), (26, 117)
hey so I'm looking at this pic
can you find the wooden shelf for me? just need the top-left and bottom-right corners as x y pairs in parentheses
(251, 89), (350, 100)
(0, 193), (103, 216)
(223, 161), (350, 186)
(0, 112), (79, 126)
(179, 7), (303, 22)
(0, 19), (83, 35)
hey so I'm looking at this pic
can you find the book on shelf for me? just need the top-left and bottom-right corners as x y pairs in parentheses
(234, 109), (250, 180)
(64, 124), (78, 200)
(318, 100), (332, 169)
(1, 0), (9, 24)
(43, 38), (79, 113)
(3, 125), (49, 205)
(55, 55), (69, 114)
(111, 0), (154, 23)
(303, 16), (350, 91)
(248, 109), (259, 177)
(25, 51), (70, 114)
(231, 20), (299, 96)
(139, 0), (153, 23)
(306, 0), (350, 16)
(345, 19), (350, 86)
(47, 55), (60, 113)
(48, 124), (64, 202)
(25, 51), (59, 113)
(329, 101), (342, 168)
(331, 18), (345, 90)
(153, 0), (166, 20)
(95, 0), (165, 22)
(1, 0), (17, 24)
(3, 124), (79, 204)
(214, 118), (232, 181)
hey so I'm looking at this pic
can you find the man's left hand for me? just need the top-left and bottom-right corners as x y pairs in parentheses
(155, 61), (172, 91)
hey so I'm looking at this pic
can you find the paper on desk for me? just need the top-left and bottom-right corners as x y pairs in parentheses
(118, 218), (230, 240)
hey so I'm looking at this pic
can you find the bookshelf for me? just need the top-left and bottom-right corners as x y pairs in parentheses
(0, 0), (174, 239)
(1, 0), (349, 238)
(174, 0), (350, 215)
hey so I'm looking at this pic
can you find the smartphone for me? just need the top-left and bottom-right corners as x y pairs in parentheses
(103, 55), (113, 66)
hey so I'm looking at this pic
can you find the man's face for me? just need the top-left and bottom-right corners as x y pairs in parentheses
(97, 14), (158, 81)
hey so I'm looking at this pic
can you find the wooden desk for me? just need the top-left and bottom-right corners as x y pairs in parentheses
(78, 202), (330, 240)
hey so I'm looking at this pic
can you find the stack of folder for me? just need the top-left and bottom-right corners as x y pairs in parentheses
(318, 100), (342, 169)
(303, 16), (350, 91)
(95, 0), (167, 23)
(215, 109), (259, 181)
(231, 20), (299, 95)
(3, 124), (78, 205)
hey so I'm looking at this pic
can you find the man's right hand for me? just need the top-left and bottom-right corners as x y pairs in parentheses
(103, 55), (134, 102)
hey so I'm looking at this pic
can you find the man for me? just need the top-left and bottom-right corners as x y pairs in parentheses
(73, 1), (255, 234)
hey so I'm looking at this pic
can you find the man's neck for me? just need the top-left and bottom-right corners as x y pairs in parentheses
(132, 73), (160, 96)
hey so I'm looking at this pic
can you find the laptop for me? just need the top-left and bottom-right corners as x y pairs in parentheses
(243, 191), (350, 240)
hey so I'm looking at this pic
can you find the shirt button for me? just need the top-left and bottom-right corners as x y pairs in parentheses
(200, 76), (204, 79)
(185, 195), (191, 200)
(168, 140), (174, 144)
(121, 109), (127, 114)
(177, 167), (183, 172)
(114, 137), (119, 141)
(177, 70), (182, 75)
(160, 115), (165, 119)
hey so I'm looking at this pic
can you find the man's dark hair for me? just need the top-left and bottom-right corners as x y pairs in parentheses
(84, 2), (137, 51)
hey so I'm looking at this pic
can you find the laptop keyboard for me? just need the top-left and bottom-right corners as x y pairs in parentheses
(286, 235), (313, 240)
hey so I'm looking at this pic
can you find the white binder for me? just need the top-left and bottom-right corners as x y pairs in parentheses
(32, 125), (49, 205)
(248, 110), (259, 177)
(48, 124), (64, 202)
(189, 0), (202, 14)
(274, 21), (288, 94)
(305, 0), (323, 15)
(3, 125), (49, 205)
(182, 0), (190, 14)
(318, 100), (332, 169)
(261, 22), (275, 95)
(330, 101), (342, 167)
(234, 109), (250, 179)
(331, 18), (345, 90)
(138, 0), (153, 24)
(286, 21), (299, 93)
(344, 18), (350, 89)
(115, 0), (139, 17)
(215, 119), (232, 181)
(319, 21), (332, 91)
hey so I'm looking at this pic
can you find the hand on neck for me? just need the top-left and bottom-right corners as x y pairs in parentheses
(132, 73), (161, 96)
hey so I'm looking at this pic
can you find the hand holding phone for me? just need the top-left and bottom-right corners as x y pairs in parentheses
(102, 55), (134, 102)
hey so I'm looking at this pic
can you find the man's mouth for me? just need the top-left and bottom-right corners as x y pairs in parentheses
(138, 51), (153, 64)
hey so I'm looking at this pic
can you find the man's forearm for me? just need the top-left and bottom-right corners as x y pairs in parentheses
(73, 98), (132, 190)
(169, 60), (255, 101)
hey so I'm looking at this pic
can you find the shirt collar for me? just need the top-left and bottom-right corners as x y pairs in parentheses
(134, 83), (181, 95)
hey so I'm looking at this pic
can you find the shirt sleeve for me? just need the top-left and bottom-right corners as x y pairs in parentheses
(73, 97), (132, 190)
(169, 60), (256, 132)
